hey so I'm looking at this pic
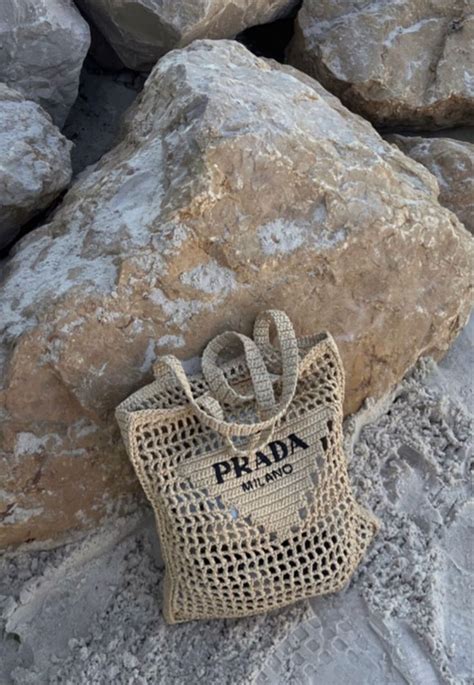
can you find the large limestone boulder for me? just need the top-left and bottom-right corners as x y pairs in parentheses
(287, 0), (474, 130)
(0, 85), (72, 250)
(0, 0), (91, 127)
(0, 40), (472, 548)
(75, 0), (299, 70)
(387, 135), (474, 234)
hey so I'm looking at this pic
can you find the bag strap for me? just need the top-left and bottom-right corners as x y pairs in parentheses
(201, 332), (276, 412)
(201, 310), (298, 413)
(153, 310), (299, 441)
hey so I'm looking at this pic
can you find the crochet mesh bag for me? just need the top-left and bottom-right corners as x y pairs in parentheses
(115, 310), (379, 623)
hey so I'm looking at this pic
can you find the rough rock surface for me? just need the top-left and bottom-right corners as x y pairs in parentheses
(387, 134), (474, 234)
(0, 0), (91, 127)
(287, 0), (474, 130)
(75, 0), (299, 70)
(0, 40), (472, 548)
(0, 85), (72, 251)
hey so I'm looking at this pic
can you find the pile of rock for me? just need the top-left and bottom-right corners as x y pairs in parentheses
(75, 0), (300, 69)
(0, 0), (472, 548)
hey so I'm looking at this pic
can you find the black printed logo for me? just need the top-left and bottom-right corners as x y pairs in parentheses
(211, 433), (309, 487)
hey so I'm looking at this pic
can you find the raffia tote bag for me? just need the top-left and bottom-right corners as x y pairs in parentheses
(115, 310), (379, 623)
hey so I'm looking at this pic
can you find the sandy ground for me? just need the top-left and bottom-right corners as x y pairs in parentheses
(1, 312), (472, 685)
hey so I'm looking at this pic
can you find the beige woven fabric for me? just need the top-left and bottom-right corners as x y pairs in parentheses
(115, 310), (379, 624)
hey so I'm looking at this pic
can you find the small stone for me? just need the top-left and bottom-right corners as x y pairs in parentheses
(108, 664), (121, 679)
(107, 638), (119, 652)
(123, 652), (139, 669)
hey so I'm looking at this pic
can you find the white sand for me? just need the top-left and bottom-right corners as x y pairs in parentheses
(1, 313), (472, 684)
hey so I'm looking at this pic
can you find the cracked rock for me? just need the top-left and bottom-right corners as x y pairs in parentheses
(287, 0), (474, 129)
(0, 85), (72, 250)
(0, 0), (91, 127)
(0, 40), (472, 547)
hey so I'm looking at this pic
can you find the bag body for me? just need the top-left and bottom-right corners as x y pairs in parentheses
(115, 311), (379, 623)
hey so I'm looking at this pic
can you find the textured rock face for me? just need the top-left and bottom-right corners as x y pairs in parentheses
(0, 40), (472, 548)
(75, 0), (298, 70)
(287, 0), (474, 129)
(0, 85), (73, 250)
(387, 135), (474, 234)
(0, 0), (90, 127)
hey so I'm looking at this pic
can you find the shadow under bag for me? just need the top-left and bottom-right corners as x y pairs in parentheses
(115, 310), (379, 623)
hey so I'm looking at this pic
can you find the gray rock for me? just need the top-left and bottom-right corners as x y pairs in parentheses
(0, 85), (72, 250)
(287, 0), (474, 130)
(0, 40), (472, 547)
(387, 134), (474, 234)
(75, 0), (299, 70)
(0, 0), (91, 127)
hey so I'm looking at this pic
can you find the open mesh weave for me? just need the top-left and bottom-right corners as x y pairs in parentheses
(116, 324), (379, 623)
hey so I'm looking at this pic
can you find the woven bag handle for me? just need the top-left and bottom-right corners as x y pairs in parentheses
(153, 310), (299, 442)
(201, 310), (298, 413)
(198, 310), (299, 454)
(154, 354), (281, 440)
(201, 332), (276, 411)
